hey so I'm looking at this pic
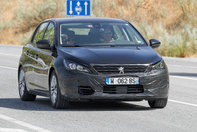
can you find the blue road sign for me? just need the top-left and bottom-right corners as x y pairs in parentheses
(67, 0), (91, 16)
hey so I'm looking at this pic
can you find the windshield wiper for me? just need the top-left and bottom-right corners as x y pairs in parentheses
(63, 44), (81, 47)
(62, 44), (143, 47)
(63, 44), (113, 47)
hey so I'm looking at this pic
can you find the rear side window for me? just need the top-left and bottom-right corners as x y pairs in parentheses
(43, 23), (55, 46)
(33, 22), (49, 43)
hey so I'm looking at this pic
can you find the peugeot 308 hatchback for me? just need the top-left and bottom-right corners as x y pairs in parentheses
(18, 17), (169, 109)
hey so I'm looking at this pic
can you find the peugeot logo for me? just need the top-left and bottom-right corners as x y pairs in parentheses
(118, 67), (124, 74)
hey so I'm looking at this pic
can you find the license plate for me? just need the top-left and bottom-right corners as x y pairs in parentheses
(106, 77), (139, 85)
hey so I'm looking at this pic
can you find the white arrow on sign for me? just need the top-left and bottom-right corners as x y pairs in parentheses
(84, 1), (88, 15)
(77, 1), (80, 6)
(75, 1), (82, 15)
(69, 1), (73, 14)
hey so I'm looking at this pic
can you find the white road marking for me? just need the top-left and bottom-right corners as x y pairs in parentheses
(0, 53), (20, 57)
(0, 114), (51, 132)
(169, 99), (197, 107)
(170, 75), (197, 81)
(0, 66), (17, 70)
(0, 44), (22, 48)
(0, 128), (27, 132)
(169, 64), (197, 69)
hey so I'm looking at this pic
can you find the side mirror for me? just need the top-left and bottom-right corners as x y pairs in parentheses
(149, 39), (161, 49)
(36, 39), (51, 49)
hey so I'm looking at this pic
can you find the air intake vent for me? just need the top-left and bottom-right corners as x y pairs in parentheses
(78, 86), (94, 95)
(93, 65), (147, 74)
(127, 85), (144, 93)
(103, 85), (143, 94)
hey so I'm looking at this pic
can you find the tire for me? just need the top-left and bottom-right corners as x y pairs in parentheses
(49, 71), (70, 109)
(18, 67), (36, 101)
(148, 98), (168, 108)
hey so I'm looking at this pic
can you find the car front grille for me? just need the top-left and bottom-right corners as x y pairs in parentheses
(103, 85), (144, 94)
(93, 65), (147, 74)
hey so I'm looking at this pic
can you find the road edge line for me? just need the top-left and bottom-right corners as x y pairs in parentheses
(169, 99), (197, 107)
(170, 75), (197, 81)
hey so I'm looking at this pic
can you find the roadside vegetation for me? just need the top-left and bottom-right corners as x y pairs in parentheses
(0, 0), (196, 57)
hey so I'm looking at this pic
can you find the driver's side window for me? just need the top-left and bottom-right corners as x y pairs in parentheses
(33, 22), (49, 44)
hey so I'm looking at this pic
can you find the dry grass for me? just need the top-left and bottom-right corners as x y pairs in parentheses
(0, 0), (65, 45)
(0, 0), (196, 57)
(91, 0), (197, 57)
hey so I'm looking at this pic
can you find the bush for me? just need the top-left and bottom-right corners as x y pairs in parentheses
(91, 0), (197, 57)
(9, 0), (65, 44)
(133, 21), (197, 57)
(13, 0), (65, 33)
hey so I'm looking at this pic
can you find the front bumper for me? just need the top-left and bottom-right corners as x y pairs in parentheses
(56, 68), (169, 101)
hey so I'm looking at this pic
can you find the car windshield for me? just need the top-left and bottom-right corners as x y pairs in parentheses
(59, 22), (146, 46)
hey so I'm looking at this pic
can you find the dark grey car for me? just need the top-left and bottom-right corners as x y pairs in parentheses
(18, 17), (169, 109)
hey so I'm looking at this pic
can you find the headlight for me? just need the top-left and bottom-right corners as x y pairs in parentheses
(146, 60), (165, 73)
(63, 60), (89, 73)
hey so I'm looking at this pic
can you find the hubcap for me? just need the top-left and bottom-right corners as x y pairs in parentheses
(19, 69), (25, 97)
(50, 75), (57, 104)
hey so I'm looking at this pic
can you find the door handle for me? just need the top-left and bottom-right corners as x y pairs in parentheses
(34, 54), (38, 59)
(26, 51), (29, 55)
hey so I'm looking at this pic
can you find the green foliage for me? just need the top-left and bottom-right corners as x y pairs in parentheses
(13, 0), (65, 44)
(134, 21), (197, 57)
(14, 0), (64, 33)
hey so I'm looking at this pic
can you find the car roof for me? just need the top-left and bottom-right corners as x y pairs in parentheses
(46, 17), (128, 24)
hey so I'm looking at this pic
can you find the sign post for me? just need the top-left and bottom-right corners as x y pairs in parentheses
(67, 0), (91, 16)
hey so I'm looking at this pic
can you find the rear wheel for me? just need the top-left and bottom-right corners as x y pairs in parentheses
(18, 67), (36, 101)
(148, 98), (168, 108)
(50, 71), (70, 109)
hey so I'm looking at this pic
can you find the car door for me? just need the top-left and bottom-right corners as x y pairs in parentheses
(23, 43), (38, 91)
(33, 22), (55, 93)
(26, 22), (49, 92)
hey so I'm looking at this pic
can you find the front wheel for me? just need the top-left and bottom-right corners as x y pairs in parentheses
(50, 71), (70, 109)
(148, 98), (168, 108)
(18, 67), (36, 101)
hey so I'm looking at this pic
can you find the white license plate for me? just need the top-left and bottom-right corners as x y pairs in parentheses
(106, 77), (139, 85)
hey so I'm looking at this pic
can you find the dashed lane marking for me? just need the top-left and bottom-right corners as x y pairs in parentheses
(0, 114), (51, 132)
(0, 66), (17, 70)
(0, 53), (20, 57)
(0, 128), (27, 132)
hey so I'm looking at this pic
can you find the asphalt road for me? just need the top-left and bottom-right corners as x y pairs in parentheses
(0, 44), (196, 132)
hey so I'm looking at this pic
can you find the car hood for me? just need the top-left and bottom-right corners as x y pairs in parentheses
(58, 46), (161, 64)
